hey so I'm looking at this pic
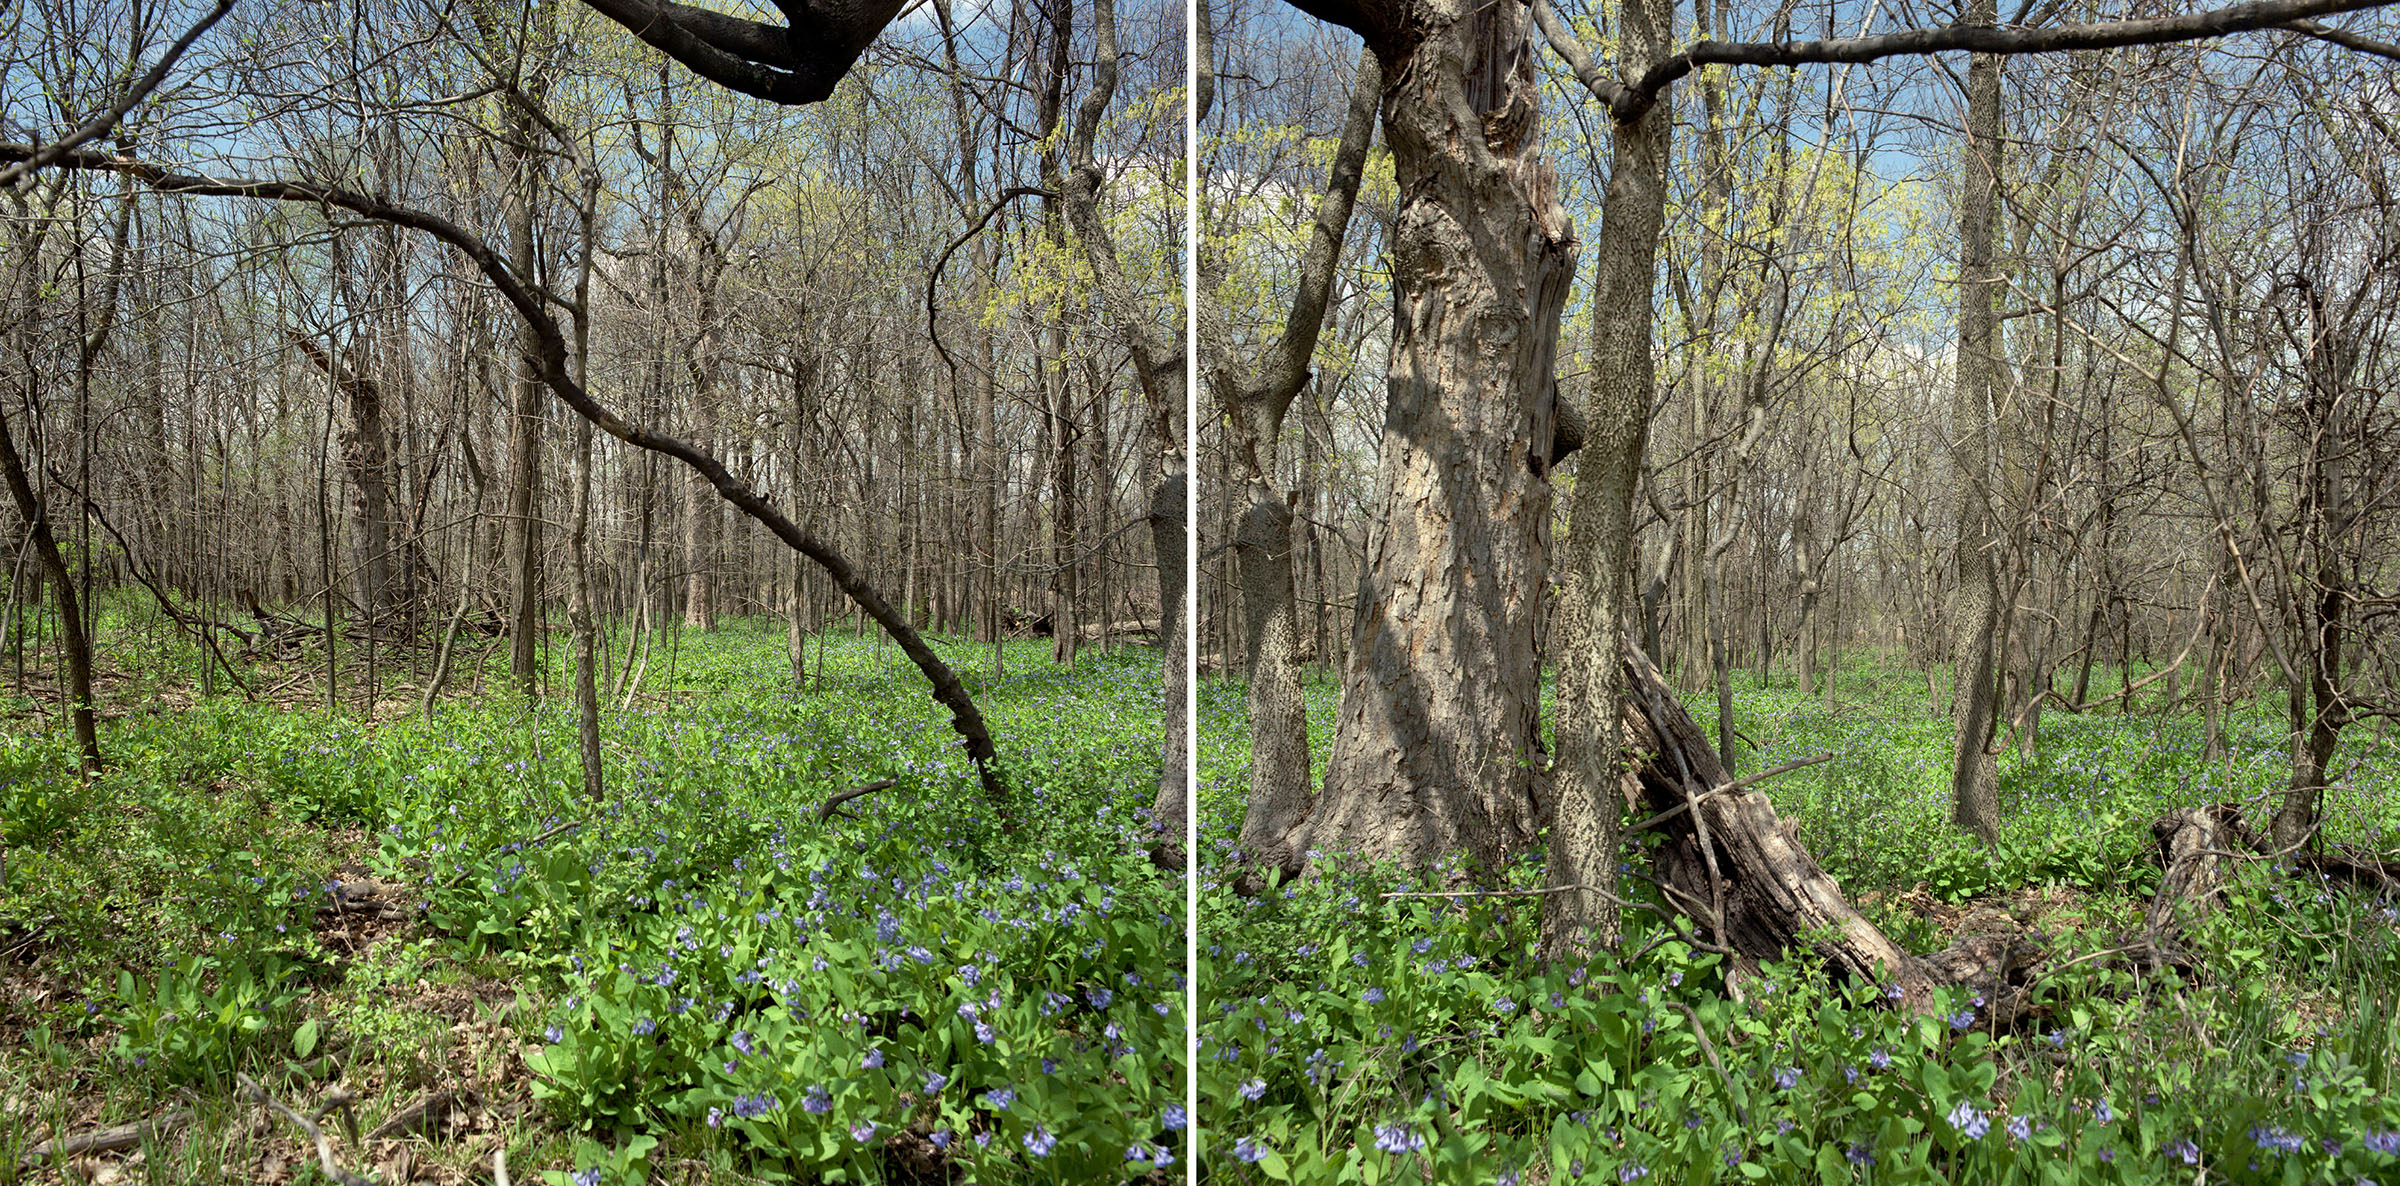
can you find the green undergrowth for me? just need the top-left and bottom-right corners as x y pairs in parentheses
(1, 617), (1181, 1184)
(1196, 651), (2400, 1183)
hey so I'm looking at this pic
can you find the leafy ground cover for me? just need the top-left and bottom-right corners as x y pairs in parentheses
(0, 612), (1181, 1185)
(1196, 651), (2400, 1183)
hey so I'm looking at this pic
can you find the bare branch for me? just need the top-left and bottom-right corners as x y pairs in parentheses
(819, 778), (898, 821)
(2284, 16), (2400, 57)
(0, 0), (237, 189)
(1607, 0), (2400, 119)
(0, 141), (1015, 817)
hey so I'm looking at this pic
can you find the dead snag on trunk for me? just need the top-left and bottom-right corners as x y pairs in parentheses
(1619, 647), (2046, 1026)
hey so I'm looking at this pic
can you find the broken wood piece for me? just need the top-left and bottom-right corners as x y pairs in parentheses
(19, 1110), (190, 1162)
(1620, 646), (2045, 1027)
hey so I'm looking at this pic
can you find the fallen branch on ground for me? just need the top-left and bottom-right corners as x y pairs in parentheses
(19, 1110), (190, 1162)
(236, 1074), (371, 1186)
(819, 779), (897, 822)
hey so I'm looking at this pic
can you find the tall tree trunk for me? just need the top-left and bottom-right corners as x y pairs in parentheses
(503, 108), (546, 696)
(1149, 465), (1190, 867)
(1215, 43), (1380, 872)
(569, 155), (605, 802)
(296, 337), (403, 626)
(1947, 3), (2005, 844)
(2275, 278), (2359, 851)
(1538, 0), (1672, 955)
(0, 406), (99, 773)
(681, 394), (716, 629)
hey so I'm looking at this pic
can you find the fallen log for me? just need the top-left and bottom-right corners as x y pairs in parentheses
(1620, 647), (2045, 1025)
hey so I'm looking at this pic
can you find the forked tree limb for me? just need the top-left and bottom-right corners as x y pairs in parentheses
(2284, 16), (2400, 56)
(0, 142), (1013, 819)
(236, 1074), (371, 1186)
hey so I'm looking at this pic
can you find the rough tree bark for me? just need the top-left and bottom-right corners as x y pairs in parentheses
(1947, 0), (2005, 843)
(1056, 0), (1190, 865)
(1536, 0), (1671, 956)
(1271, 0), (1579, 877)
(1209, 40), (1382, 872)
(293, 336), (433, 629)
(499, 68), (548, 697)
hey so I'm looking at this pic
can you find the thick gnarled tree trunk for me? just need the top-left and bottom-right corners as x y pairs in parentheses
(1278, 0), (1577, 877)
(1210, 41), (1381, 872)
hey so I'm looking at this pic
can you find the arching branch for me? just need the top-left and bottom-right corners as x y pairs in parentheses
(0, 141), (1014, 818)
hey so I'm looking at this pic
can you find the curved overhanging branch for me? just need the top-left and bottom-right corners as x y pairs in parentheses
(2284, 15), (2400, 56)
(924, 185), (1054, 384)
(574, 0), (906, 105)
(0, 141), (1014, 819)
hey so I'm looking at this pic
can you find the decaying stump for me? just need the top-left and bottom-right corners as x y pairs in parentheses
(2133, 800), (2395, 970)
(1620, 647), (2043, 1024)
(1618, 645), (2396, 1022)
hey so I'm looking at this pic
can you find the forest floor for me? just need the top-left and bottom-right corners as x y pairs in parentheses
(1196, 652), (2400, 1184)
(0, 617), (1181, 1185)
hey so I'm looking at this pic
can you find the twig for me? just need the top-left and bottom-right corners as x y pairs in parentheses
(495, 1145), (511, 1186)
(818, 778), (897, 822)
(19, 1110), (190, 1162)
(1667, 1001), (1751, 1130)
(1627, 753), (1836, 832)
(236, 1074), (371, 1186)
(2028, 942), (2152, 986)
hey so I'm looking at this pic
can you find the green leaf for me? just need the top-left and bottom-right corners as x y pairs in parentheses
(293, 1019), (320, 1059)
(1260, 1148), (1293, 1181)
